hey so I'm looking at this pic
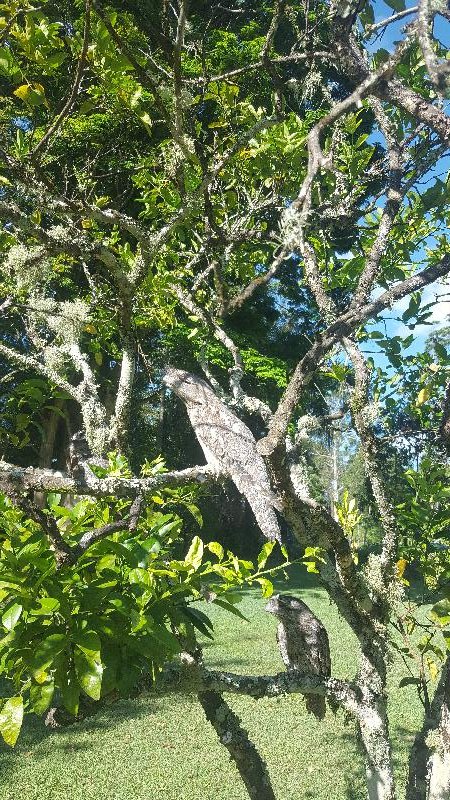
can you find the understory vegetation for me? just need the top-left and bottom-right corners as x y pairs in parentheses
(0, 573), (430, 800)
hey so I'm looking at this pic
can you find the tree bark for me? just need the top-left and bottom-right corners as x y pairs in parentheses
(38, 399), (65, 468)
(197, 690), (276, 800)
(357, 701), (396, 800)
(407, 655), (450, 800)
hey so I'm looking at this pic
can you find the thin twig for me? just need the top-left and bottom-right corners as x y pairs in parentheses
(32, 0), (92, 159)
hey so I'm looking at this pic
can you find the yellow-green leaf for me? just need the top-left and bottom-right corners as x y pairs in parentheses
(416, 387), (431, 406)
(13, 82), (48, 107)
(185, 536), (203, 570)
(0, 696), (23, 746)
(396, 558), (407, 579)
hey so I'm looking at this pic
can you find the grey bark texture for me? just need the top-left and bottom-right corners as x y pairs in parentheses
(197, 690), (276, 800)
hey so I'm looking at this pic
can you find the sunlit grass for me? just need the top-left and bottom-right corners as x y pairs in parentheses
(0, 569), (425, 800)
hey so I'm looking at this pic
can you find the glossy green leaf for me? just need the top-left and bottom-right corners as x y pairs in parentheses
(257, 541), (275, 569)
(31, 634), (67, 680)
(59, 669), (80, 716)
(73, 630), (101, 661)
(30, 680), (55, 714)
(73, 649), (103, 701)
(2, 602), (23, 631)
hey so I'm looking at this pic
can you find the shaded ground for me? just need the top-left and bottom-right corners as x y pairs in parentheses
(0, 569), (425, 800)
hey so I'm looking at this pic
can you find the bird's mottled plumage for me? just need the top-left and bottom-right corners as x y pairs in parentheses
(265, 594), (331, 719)
(163, 367), (281, 542)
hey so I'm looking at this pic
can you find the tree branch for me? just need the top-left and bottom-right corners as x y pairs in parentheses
(258, 254), (450, 457)
(31, 0), (92, 159)
(0, 461), (216, 498)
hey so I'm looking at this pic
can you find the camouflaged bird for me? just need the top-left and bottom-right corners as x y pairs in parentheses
(265, 594), (331, 719)
(163, 367), (281, 542)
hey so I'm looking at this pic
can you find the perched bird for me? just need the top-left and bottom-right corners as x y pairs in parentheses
(163, 367), (281, 542)
(265, 594), (331, 719)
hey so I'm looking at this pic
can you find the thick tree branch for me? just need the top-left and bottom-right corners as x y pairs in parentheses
(196, 667), (363, 715)
(197, 690), (276, 800)
(0, 461), (216, 498)
(258, 255), (450, 457)
(407, 654), (450, 800)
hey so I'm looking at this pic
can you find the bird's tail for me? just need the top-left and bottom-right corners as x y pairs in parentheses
(305, 695), (326, 720)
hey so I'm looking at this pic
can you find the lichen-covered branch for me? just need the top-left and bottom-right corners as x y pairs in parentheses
(198, 667), (362, 715)
(258, 254), (450, 457)
(407, 654), (450, 800)
(344, 339), (401, 577)
(0, 460), (216, 498)
(417, 0), (450, 93)
(197, 690), (276, 800)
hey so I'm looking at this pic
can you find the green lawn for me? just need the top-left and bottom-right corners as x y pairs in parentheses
(0, 571), (425, 800)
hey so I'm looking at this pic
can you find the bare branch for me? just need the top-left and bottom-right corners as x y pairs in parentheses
(225, 248), (287, 314)
(173, 0), (188, 137)
(31, 0), (92, 159)
(351, 98), (403, 307)
(365, 6), (418, 35)
(77, 495), (143, 551)
(343, 338), (401, 576)
(258, 254), (450, 457)
(186, 51), (331, 84)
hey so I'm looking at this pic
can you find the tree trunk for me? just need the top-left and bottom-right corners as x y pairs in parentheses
(35, 399), (65, 506)
(427, 656), (450, 800)
(407, 655), (450, 800)
(38, 399), (65, 468)
(357, 702), (396, 800)
(197, 690), (276, 800)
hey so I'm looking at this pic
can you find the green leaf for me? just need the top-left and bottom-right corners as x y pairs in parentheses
(128, 567), (153, 586)
(60, 669), (80, 716)
(30, 680), (55, 715)
(254, 577), (273, 598)
(207, 541), (224, 560)
(185, 536), (204, 570)
(416, 387), (431, 406)
(0, 46), (18, 76)
(73, 649), (103, 700)
(145, 622), (180, 652)
(399, 676), (421, 688)
(186, 504), (203, 527)
(31, 634), (67, 681)
(73, 630), (101, 661)
(13, 82), (48, 108)
(30, 597), (60, 616)
(257, 541), (275, 569)
(431, 599), (450, 625)
(2, 602), (23, 631)
(181, 606), (214, 639)
(212, 598), (248, 621)
(0, 697), (24, 746)
(421, 179), (445, 211)
(385, 0), (405, 10)
(434, 342), (448, 360)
